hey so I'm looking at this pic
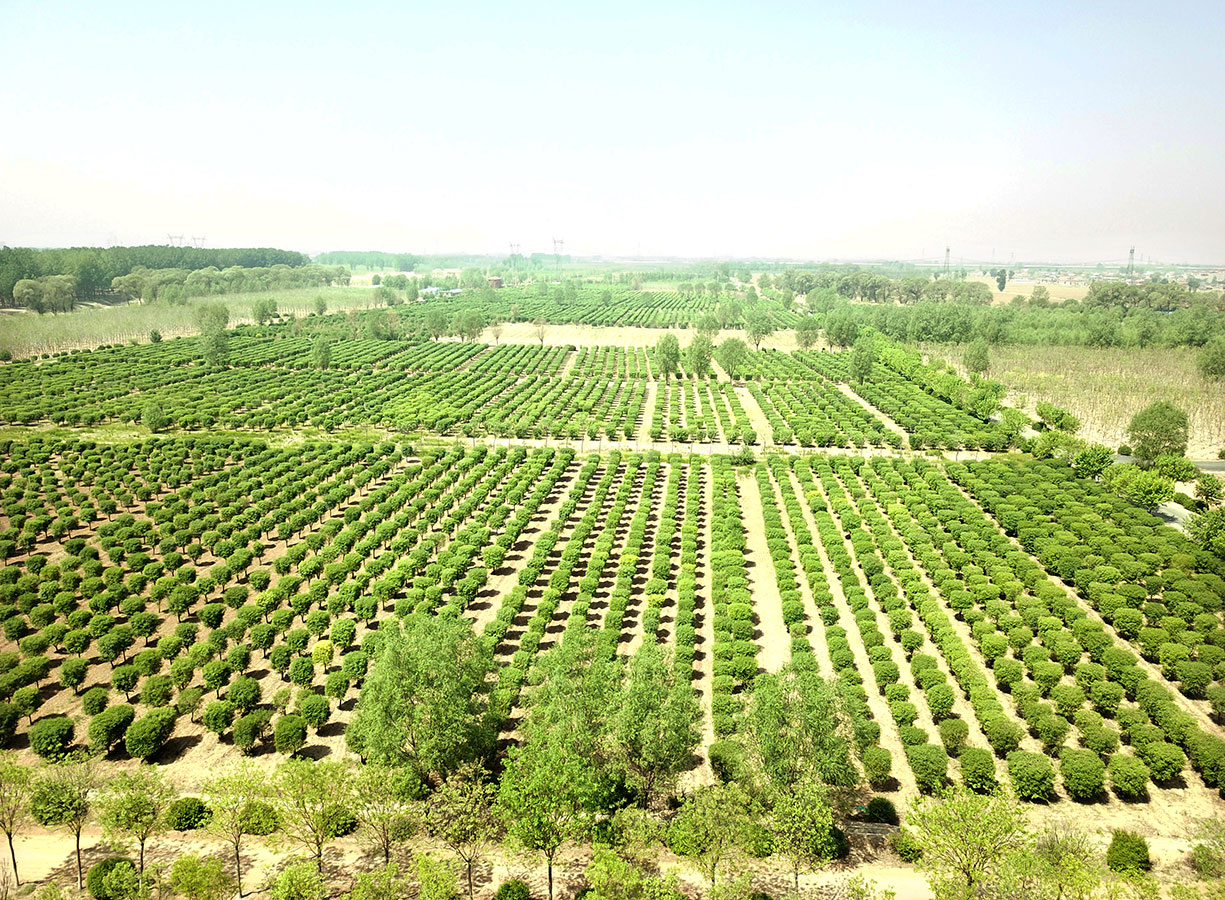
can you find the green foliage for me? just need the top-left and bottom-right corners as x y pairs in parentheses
(1108, 754), (1151, 799)
(268, 860), (327, 900)
(1007, 751), (1055, 802)
(1059, 749), (1105, 801)
(30, 716), (74, 760)
(1127, 401), (1189, 462)
(170, 855), (233, 900)
(493, 880), (531, 900)
(274, 715), (307, 756)
(865, 797), (899, 826)
(1105, 829), (1151, 874)
(958, 748), (997, 794)
(86, 857), (136, 900)
(905, 744), (948, 794)
(165, 796), (211, 830)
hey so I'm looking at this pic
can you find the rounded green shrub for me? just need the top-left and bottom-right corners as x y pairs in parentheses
(1060, 749), (1106, 801)
(865, 797), (899, 825)
(959, 747), (997, 794)
(1106, 829), (1151, 873)
(906, 743), (948, 794)
(30, 715), (75, 760)
(1007, 750), (1055, 802)
(165, 796), (211, 830)
(1108, 754), (1151, 799)
(494, 881), (532, 900)
(86, 857), (136, 900)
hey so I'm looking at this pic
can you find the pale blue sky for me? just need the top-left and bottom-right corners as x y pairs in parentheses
(3, 1), (1223, 263)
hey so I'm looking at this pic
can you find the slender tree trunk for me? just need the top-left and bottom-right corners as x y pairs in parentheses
(75, 831), (83, 889)
(7, 832), (18, 885)
(235, 840), (243, 896)
(139, 838), (145, 874)
(547, 857), (554, 900)
(467, 860), (475, 900)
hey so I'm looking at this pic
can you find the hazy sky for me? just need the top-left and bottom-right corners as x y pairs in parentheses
(3, 1), (1223, 264)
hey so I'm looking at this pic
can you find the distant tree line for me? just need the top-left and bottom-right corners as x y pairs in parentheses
(313, 250), (419, 270)
(0, 245), (308, 307)
(806, 286), (1223, 350)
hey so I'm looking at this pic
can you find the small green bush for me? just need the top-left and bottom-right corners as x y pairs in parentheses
(239, 800), (280, 836)
(959, 747), (997, 794)
(1060, 749), (1105, 801)
(1007, 750), (1055, 802)
(938, 718), (969, 756)
(86, 857), (136, 900)
(862, 746), (892, 786)
(1108, 754), (1151, 799)
(865, 797), (899, 825)
(494, 881), (532, 900)
(1106, 829), (1151, 873)
(165, 796), (211, 830)
(709, 740), (744, 783)
(30, 715), (75, 760)
(891, 828), (923, 863)
(906, 743), (948, 794)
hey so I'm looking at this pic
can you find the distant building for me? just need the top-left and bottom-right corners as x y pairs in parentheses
(487, 276), (504, 289)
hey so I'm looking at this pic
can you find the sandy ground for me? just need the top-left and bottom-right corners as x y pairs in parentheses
(738, 468), (791, 674)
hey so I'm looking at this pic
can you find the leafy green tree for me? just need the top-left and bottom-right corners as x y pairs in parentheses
(271, 758), (352, 873)
(795, 316), (821, 350)
(656, 333), (680, 378)
(142, 401), (169, 433)
(312, 339), (331, 370)
(667, 783), (755, 890)
(907, 788), (1031, 900)
(97, 767), (177, 873)
(0, 753), (31, 885)
(685, 334), (714, 378)
(1035, 401), (1080, 434)
(347, 613), (492, 783)
(1189, 507), (1225, 559)
(739, 665), (856, 793)
(170, 855), (234, 900)
(202, 761), (269, 896)
(1194, 474), (1222, 506)
(714, 338), (748, 379)
(274, 715), (307, 756)
(351, 764), (420, 865)
(849, 334), (876, 384)
(1072, 444), (1115, 480)
(745, 309), (774, 350)
(29, 754), (96, 889)
(1127, 401), (1189, 462)
(771, 779), (837, 893)
(963, 340), (990, 375)
(195, 302), (230, 366)
(427, 764), (499, 900)
(1197, 334), (1225, 381)
(697, 312), (721, 338)
(608, 643), (699, 805)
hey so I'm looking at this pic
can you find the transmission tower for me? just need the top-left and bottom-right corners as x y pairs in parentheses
(552, 237), (564, 270)
(167, 234), (185, 247)
(943, 246), (950, 278)
(508, 242), (520, 270)
(191, 236), (206, 249)
(1127, 247), (1135, 281)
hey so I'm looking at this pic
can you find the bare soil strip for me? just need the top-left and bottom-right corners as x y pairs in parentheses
(738, 468), (791, 674)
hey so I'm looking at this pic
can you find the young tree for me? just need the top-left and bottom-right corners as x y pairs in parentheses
(312, 339), (332, 370)
(347, 613), (492, 783)
(425, 307), (450, 340)
(532, 317), (547, 347)
(714, 338), (748, 379)
(745, 309), (774, 350)
(772, 779), (837, 893)
(963, 339), (990, 375)
(170, 855), (235, 900)
(608, 643), (700, 805)
(351, 764), (420, 865)
(667, 783), (755, 890)
(0, 754), (31, 885)
(907, 788), (1031, 900)
(740, 665), (857, 793)
(426, 764), (499, 900)
(29, 754), (96, 889)
(498, 734), (591, 900)
(97, 766), (178, 873)
(1127, 401), (1190, 462)
(1198, 334), (1225, 381)
(685, 334), (714, 378)
(849, 334), (876, 384)
(697, 312), (721, 338)
(795, 315), (821, 350)
(656, 333), (681, 378)
(202, 761), (270, 896)
(271, 758), (353, 874)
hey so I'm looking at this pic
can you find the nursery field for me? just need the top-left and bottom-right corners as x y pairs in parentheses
(1, 303), (1224, 900)
(2, 435), (1224, 808)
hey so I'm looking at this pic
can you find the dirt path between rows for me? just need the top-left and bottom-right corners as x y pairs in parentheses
(739, 468), (790, 674)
